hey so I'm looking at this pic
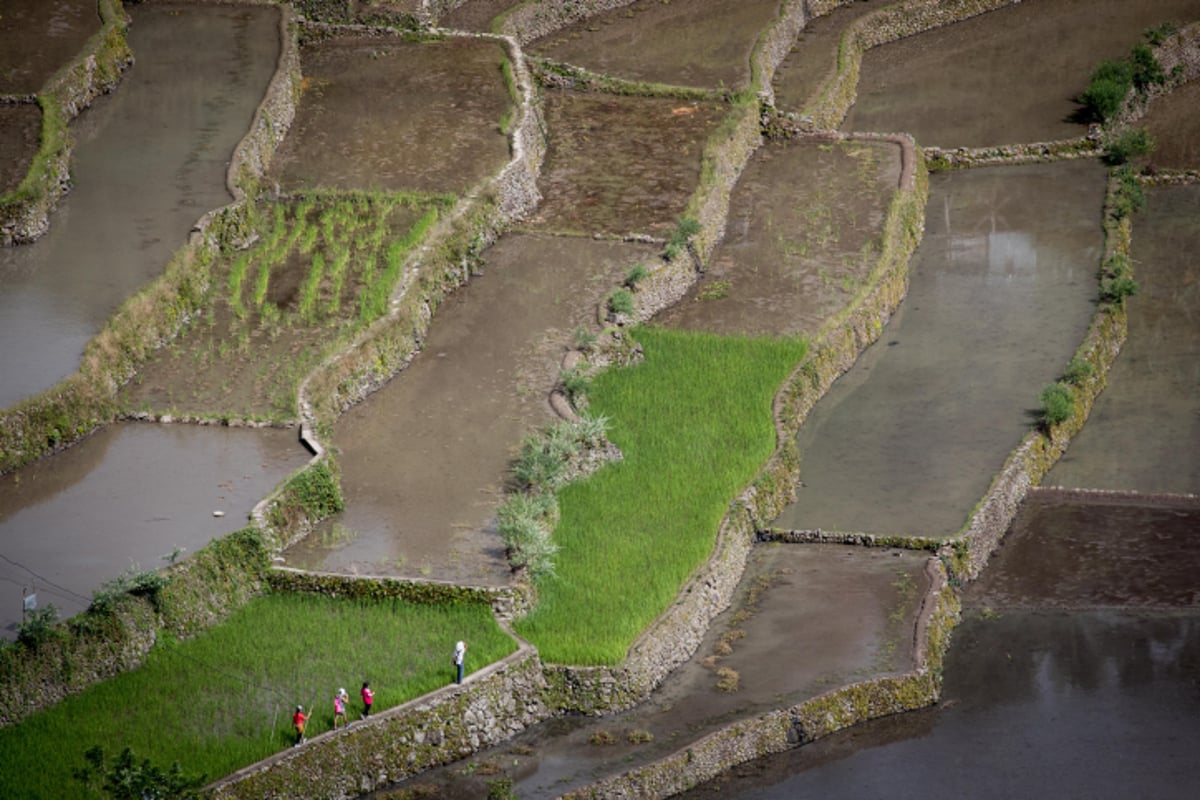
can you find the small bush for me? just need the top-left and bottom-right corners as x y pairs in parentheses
(74, 746), (206, 800)
(588, 730), (617, 746)
(573, 326), (597, 352)
(16, 605), (60, 648)
(1039, 383), (1075, 428)
(1103, 127), (1154, 165)
(1079, 59), (1133, 121)
(626, 729), (654, 744)
(560, 365), (591, 404)
(623, 262), (648, 289)
(607, 288), (635, 317)
(1101, 274), (1139, 303)
(662, 217), (701, 260)
(486, 777), (517, 800)
(1130, 43), (1165, 90)
(1144, 21), (1178, 46)
(715, 667), (740, 692)
(1062, 358), (1094, 386)
(1109, 166), (1146, 219)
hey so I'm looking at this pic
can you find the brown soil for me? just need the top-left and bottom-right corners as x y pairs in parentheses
(528, 0), (780, 90)
(524, 91), (725, 236)
(0, 103), (41, 194)
(437, 0), (521, 32)
(0, 0), (100, 95)
(269, 36), (512, 195)
(965, 489), (1200, 609)
(1139, 80), (1200, 171)
(656, 137), (901, 337)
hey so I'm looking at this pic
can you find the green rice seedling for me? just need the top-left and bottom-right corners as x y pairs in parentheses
(251, 258), (271, 310)
(326, 248), (355, 317)
(227, 252), (252, 317)
(298, 252), (326, 321)
(0, 593), (517, 799)
(514, 328), (807, 664)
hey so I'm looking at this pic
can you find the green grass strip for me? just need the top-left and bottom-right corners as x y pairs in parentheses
(0, 593), (516, 799)
(514, 327), (808, 664)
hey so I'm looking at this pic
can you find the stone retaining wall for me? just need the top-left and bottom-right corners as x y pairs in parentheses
(210, 644), (553, 799)
(562, 558), (959, 799)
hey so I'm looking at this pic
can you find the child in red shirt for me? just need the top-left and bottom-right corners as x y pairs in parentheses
(292, 705), (310, 747)
(361, 681), (374, 718)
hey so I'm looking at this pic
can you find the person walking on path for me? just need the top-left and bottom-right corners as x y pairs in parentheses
(292, 705), (310, 747)
(361, 681), (374, 719)
(453, 640), (467, 685)
(333, 688), (349, 729)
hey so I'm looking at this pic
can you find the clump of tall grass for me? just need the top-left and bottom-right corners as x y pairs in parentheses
(497, 492), (559, 577)
(0, 593), (517, 799)
(662, 217), (701, 260)
(1099, 250), (1139, 304)
(514, 328), (807, 664)
(1039, 382), (1075, 428)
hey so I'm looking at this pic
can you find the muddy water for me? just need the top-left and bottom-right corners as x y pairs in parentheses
(526, 92), (724, 236)
(678, 610), (1200, 800)
(0, 103), (40, 194)
(378, 544), (930, 799)
(1140, 81), (1200, 171)
(842, 0), (1200, 147)
(772, 0), (880, 113)
(527, 0), (780, 90)
(0, 3), (280, 410)
(0, 423), (308, 638)
(656, 138), (900, 338)
(772, 161), (1104, 538)
(966, 489), (1200, 609)
(270, 36), (511, 195)
(1048, 185), (1200, 494)
(0, 0), (99, 94)
(283, 234), (655, 584)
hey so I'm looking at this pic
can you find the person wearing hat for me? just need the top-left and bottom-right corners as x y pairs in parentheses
(453, 640), (467, 685)
(292, 704), (310, 746)
(333, 688), (349, 729)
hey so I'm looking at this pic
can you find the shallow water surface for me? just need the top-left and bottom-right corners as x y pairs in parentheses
(656, 137), (900, 337)
(772, 161), (1105, 538)
(679, 610), (1200, 800)
(0, 3), (280, 409)
(528, 0), (780, 90)
(283, 234), (655, 584)
(843, 0), (1200, 147)
(1139, 80), (1200, 171)
(0, 423), (308, 638)
(269, 36), (511, 194)
(772, 0), (880, 112)
(0, 103), (41, 194)
(0, 0), (99, 94)
(1048, 184), (1200, 494)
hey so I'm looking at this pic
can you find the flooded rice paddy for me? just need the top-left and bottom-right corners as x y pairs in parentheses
(773, 160), (1104, 538)
(0, 103), (40, 194)
(269, 36), (512, 194)
(0, 423), (308, 638)
(771, 0), (879, 113)
(1139, 80), (1200, 171)
(1048, 184), (1200, 494)
(656, 137), (900, 338)
(525, 92), (724, 236)
(0, 2), (280, 408)
(0, 0), (99, 95)
(437, 0), (519, 33)
(842, 0), (1200, 147)
(379, 544), (930, 799)
(528, 0), (780, 90)
(283, 235), (656, 584)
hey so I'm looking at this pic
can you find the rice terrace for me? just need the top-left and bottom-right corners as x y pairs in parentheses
(1, 1), (1199, 798)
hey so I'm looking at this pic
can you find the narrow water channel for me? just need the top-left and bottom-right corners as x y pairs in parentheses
(0, 3), (279, 408)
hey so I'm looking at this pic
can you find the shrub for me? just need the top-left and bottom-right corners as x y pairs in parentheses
(1103, 127), (1153, 165)
(588, 730), (616, 746)
(715, 666), (740, 692)
(573, 326), (597, 352)
(1144, 21), (1178, 46)
(1101, 274), (1139, 303)
(662, 217), (701, 260)
(607, 288), (635, 317)
(1130, 43), (1165, 90)
(16, 605), (60, 648)
(1039, 382), (1075, 428)
(1062, 358), (1094, 386)
(74, 746), (206, 800)
(1079, 59), (1132, 121)
(511, 425), (581, 492)
(623, 262), (648, 289)
(560, 365), (591, 404)
(1109, 166), (1146, 219)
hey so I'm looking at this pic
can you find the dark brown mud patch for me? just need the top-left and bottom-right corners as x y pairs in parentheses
(772, 0), (880, 113)
(0, 0), (100, 94)
(1048, 184), (1200, 494)
(524, 92), (725, 236)
(843, 0), (1200, 147)
(656, 138), (900, 337)
(966, 489), (1200, 609)
(283, 234), (656, 584)
(437, 0), (522, 32)
(1139, 80), (1200, 172)
(269, 36), (512, 195)
(0, 423), (309, 637)
(0, 103), (41, 194)
(527, 0), (780, 90)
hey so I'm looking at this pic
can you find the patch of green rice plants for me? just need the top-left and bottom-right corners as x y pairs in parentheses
(251, 257), (272, 311)
(325, 247), (355, 317)
(226, 252), (252, 318)
(298, 251), (326, 322)
(514, 327), (808, 664)
(357, 207), (439, 324)
(0, 593), (516, 799)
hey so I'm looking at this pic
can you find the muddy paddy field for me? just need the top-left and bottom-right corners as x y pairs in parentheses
(0, 0), (100, 95)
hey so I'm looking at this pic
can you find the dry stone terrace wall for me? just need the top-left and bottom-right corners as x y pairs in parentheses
(0, 0), (132, 246)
